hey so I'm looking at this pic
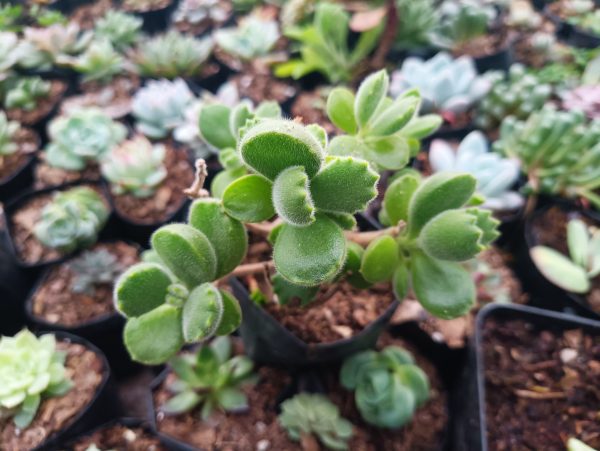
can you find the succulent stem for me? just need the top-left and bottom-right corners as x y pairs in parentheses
(184, 158), (210, 200)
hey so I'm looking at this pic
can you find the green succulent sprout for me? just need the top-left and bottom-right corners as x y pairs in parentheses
(100, 135), (167, 198)
(198, 99), (282, 197)
(326, 70), (442, 171)
(0, 330), (73, 429)
(275, 2), (384, 83)
(341, 346), (429, 428)
(68, 39), (124, 84)
(0, 111), (19, 157)
(3, 76), (51, 111)
(531, 219), (600, 294)
(432, 0), (496, 49)
(476, 65), (552, 131)
(113, 198), (247, 364)
(68, 248), (124, 295)
(45, 107), (127, 171)
(94, 10), (142, 51)
(132, 31), (213, 79)
(214, 14), (280, 61)
(160, 337), (256, 419)
(34, 187), (109, 253)
(492, 105), (600, 209)
(28, 5), (67, 27)
(394, 0), (439, 50)
(278, 393), (354, 450)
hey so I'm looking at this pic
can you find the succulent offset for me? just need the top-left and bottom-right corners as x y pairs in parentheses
(214, 15), (279, 61)
(101, 135), (167, 198)
(3, 76), (51, 111)
(341, 346), (429, 428)
(278, 393), (354, 450)
(132, 31), (213, 79)
(94, 10), (142, 51)
(0, 111), (19, 157)
(0, 330), (73, 429)
(531, 218), (600, 294)
(45, 108), (127, 170)
(429, 131), (524, 211)
(390, 52), (491, 117)
(132, 78), (195, 139)
(160, 337), (256, 419)
(34, 187), (109, 253)
(68, 248), (124, 295)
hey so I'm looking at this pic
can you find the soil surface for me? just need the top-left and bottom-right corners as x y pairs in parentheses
(0, 127), (38, 183)
(121, 0), (171, 13)
(70, 0), (113, 29)
(0, 341), (105, 450)
(266, 280), (395, 344)
(70, 423), (164, 451)
(9, 185), (108, 265)
(31, 241), (139, 326)
(231, 72), (297, 108)
(392, 247), (526, 348)
(529, 207), (600, 312)
(291, 90), (337, 135)
(453, 32), (510, 59)
(483, 318), (600, 450)
(35, 161), (101, 190)
(5, 80), (67, 126)
(110, 144), (193, 224)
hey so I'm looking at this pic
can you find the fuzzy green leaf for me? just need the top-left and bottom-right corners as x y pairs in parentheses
(152, 224), (217, 289)
(240, 119), (324, 180)
(382, 171), (420, 225)
(310, 156), (379, 214)
(274, 214), (346, 286)
(370, 97), (419, 136)
(114, 263), (172, 318)
(199, 105), (236, 149)
(182, 283), (223, 342)
(272, 166), (315, 226)
(272, 273), (319, 305)
(400, 114), (443, 139)
(215, 290), (242, 335)
(306, 124), (328, 149)
(392, 263), (409, 300)
(407, 173), (477, 238)
(222, 174), (275, 223)
(210, 167), (246, 199)
(411, 251), (475, 319)
(326, 87), (357, 134)
(360, 235), (399, 283)
(327, 135), (368, 159)
(230, 102), (253, 137)
(530, 246), (591, 293)
(355, 70), (388, 127)
(124, 304), (184, 364)
(188, 198), (248, 278)
(365, 135), (410, 170)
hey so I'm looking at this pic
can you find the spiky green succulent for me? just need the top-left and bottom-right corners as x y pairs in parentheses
(3, 76), (51, 111)
(34, 187), (109, 253)
(0, 330), (73, 429)
(94, 10), (142, 51)
(0, 111), (19, 157)
(45, 108), (127, 170)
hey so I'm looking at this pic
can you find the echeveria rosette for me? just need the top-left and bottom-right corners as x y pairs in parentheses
(0, 330), (73, 429)
(221, 118), (379, 286)
(114, 198), (247, 364)
(368, 171), (500, 319)
(340, 346), (429, 429)
(0, 112), (20, 157)
(326, 70), (442, 171)
(45, 107), (127, 171)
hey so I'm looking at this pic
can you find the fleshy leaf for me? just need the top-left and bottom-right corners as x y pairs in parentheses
(400, 114), (443, 139)
(392, 263), (409, 300)
(215, 290), (242, 335)
(364, 135), (410, 170)
(369, 97), (419, 136)
(355, 70), (388, 127)
(114, 263), (172, 318)
(530, 246), (591, 293)
(272, 166), (315, 226)
(182, 283), (223, 342)
(360, 235), (399, 283)
(567, 219), (589, 268)
(222, 174), (275, 223)
(326, 87), (357, 134)
(382, 171), (420, 225)
(272, 273), (319, 305)
(274, 214), (346, 286)
(199, 105), (236, 149)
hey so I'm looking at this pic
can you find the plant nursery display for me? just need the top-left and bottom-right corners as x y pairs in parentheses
(0, 0), (599, 450)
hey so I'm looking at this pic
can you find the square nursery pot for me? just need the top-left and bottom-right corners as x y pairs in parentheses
(27, 331), (118, 450)
(474, 42), (514, 74)
(2, 182), (113, 270)
(459, 303), (600, 451)
(545, 6), (600, 48)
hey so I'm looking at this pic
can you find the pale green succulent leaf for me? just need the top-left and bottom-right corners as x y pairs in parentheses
(326, 87), (357, 134)
(182, 283), (223, 342)
(355, 70), (389, 128)
(382, 171), (421, 225)
(360, 235), (399, 283)
(199, 104), (236, 149)
(530, 246), (591, 293)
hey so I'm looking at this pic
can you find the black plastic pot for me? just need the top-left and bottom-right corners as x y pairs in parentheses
(47, 0), (95, 14)
(545, 6), (600, 48)
(460, 303), (600, 451)
(3, 182), (113, 270)
(0, 154), (36, 204)
(474, 43), (513, 74)
(61, 417), (163, 449)
(32, 330), (117, 451)
(123, 0), (180, 34)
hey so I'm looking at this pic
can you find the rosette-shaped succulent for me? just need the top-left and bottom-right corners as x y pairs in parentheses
(214, 15), (279, 61)
(394, 0), (439, 50)
(341, 346), (429, 428)
(390, 52), (491, 115)
(132, 78), (195, 139)
(68, 39), (124, 83)
(101, 135), (167, 198)
(34, 187), (109, 253)
(173, 0), (230, 26)
(94, 10), (142, 51)
(69, 248), (124, 295)
(0, 112), (19, 157)
(3, 76), (51, 111)
(45, 108), (127, 170)
(0, 330), (73, 429)
(132, 31), (213, 79)
(279, 393), (354, 450)
(431, 0), (496, 49)
(0, 31), (23, 76)
(429, 131), (523, 211)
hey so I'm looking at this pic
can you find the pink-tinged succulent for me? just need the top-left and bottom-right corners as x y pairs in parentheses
(561, 85), (600, 120)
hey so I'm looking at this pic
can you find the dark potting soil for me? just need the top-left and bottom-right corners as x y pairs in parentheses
(110, 144), (193, 224)
(9, 185), (108, 265)
(231, 72), (297, 108)
(70, 424), (165, 451)
(121, 0), (171, 13)
(265, 280), (395, 344)
(70, 0), (113, 29)
(529, 207), (600, 312)
(5, 80), (67, 127)
(31, 241), (139, 326)
(392, 247), (526, 348)
(0, 127), (37, 183)
(483, 318), (600, 450)
(291, 90), (338, 135)
(35, 161), (101, 190)
(0, 341), (104, 450)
